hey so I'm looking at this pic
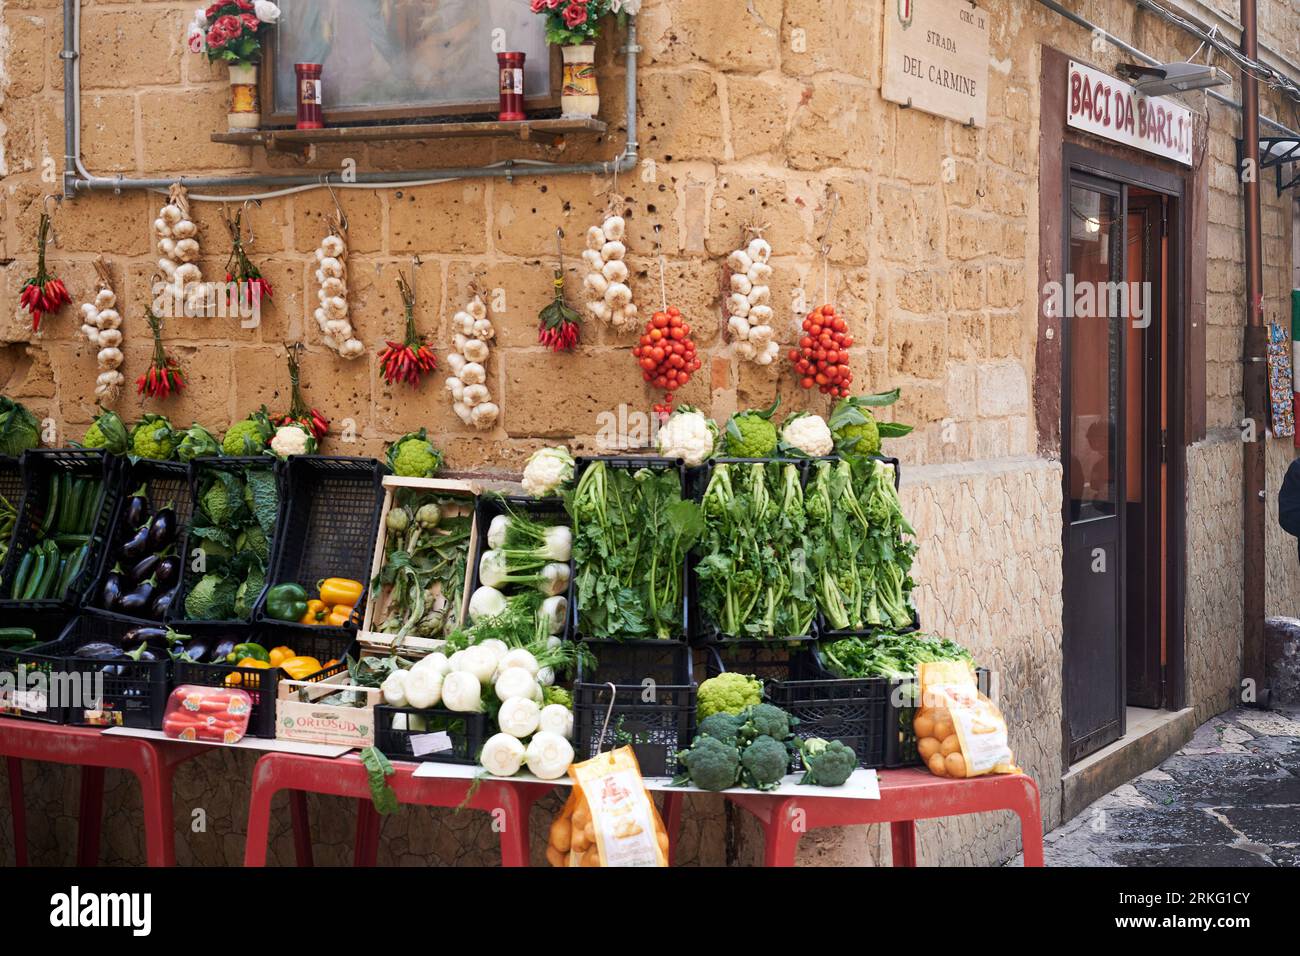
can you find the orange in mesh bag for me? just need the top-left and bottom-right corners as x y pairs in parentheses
(545, 746), (670, 867)
(913, 660), (1019, 779)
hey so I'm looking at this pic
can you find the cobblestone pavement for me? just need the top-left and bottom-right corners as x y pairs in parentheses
(1037, 707), (1300, 867)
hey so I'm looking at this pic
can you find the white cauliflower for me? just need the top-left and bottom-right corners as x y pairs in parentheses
(269, 423), (317, 459)
(656, 406), (719, 467)
(781, 413), (834, 457)
(521, 446), (575, 498)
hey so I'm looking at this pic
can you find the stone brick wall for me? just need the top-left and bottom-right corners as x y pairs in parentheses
(1, 0), (1297, 867)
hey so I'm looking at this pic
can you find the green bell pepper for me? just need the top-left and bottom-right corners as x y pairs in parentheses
(226, 642), (270, 664)
(264, 583), (310, 622)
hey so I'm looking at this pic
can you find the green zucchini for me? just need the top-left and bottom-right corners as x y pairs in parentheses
(57, 544), (88, 599)
(59, 477), (83, 534)
(0, 627), (38, 644)
(77, 479), (101, 534)
(10, 549), (35, 598)
(34, 543), (61, 600)
(38, 472), (61, 538)
(20, 545), (49, 600)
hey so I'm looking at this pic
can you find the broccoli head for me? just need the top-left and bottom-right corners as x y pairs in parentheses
(697, 672), (763, 720)
(799, 737), (857, 787)
(723, 409), (779, 458)
(676, 735), (742, 792)
(697, 711), (744, 746)
(739, 734), (789, 791)
(738, 702), (793, 744)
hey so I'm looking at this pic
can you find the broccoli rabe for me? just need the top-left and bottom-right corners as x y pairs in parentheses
(799, 737), (857, 787)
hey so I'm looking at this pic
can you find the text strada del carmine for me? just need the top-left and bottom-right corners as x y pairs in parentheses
(883, 2), (990, 127)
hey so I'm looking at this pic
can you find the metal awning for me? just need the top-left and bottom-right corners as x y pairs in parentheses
(1257, 137), (1300, 195)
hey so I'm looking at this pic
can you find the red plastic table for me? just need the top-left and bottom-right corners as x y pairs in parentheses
(243, 751), (557, 867)
(702, 767), (1044, 867)
(0, 719), (205, 867)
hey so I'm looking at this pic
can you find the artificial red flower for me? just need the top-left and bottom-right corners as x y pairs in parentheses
(205, 2), (225, 18)
(563, 2), (589, 26)
(235, 0), (255, 10)
(207, 26), (228, 48)
(214, 14), (242, 36)
(239, 13), (259, 31)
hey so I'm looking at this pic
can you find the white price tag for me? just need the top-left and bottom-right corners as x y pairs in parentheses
(409, 731), (452, 758)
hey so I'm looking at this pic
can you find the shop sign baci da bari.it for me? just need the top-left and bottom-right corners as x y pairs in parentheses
(883, 0), (990, 127)
(1067, 60), (1193, 167)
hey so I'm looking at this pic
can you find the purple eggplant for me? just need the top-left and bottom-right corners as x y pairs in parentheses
(123, 627), (171, 653)
(100, 571), (125, 610)
(120, 524), (153, 562)
(124, 493), (150, 531)
(147, 508), (178, 552)
(210, 637), (237, 664)
(128, 553), (161, 587)
(118, 577), (158, 616)
(177, 635), (210, 663)
(74, 642), (123, 660)
(150, 586), (179, 620)
(155, 556), (181, 589)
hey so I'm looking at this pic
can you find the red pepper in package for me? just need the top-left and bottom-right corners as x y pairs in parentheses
(163, 685), (252, 744)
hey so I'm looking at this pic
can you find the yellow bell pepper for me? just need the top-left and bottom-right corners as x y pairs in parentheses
(326, 605), (353, 628)
(279, 656), (324, 681)
(268, 645), (296, 667)
(299, 600), (328, 626)
(224, 658), (272, 687)
(318, 578), (364, 608)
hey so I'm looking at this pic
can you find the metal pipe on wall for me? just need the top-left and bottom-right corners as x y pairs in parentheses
(61, 0), (640, 197)
(1239, 0), (1269, 704)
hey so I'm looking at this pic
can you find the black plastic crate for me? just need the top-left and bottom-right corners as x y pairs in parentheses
(171, 622), (351, 738)
(0, 456), (22, 583)
(41, 612), (171, 729)
(255, 456), (385, 637)
(0, 450), (122, 610)
(569, 456), (691, 643)
(0, 609), (75, 723)
(573, 641), (695, 776)
(375, 705), (490, 765)
(84, 459), (194, 621)
(690, 458), (818, 645)
(885, 666), (991, 769)
(173, 457), (282, 627)
(472, 494), (570, 641)
(704, 642), (886, 769)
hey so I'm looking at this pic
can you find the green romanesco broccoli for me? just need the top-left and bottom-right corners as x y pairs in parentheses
(222, 408), (273, 456)
(676, 734), (742, 792)
(81, 408), (130, 454)
(739, 734), (789, 791)
(386, 429), (443, 478)
(798, 737), (857, 787)
(542, 685), (573, 709)
(829, 391), (914, 459)
(697, 711), (744, 746)
(697, 672), (763, 720)
(834, 406), (880, 457)
(738, 702), (792, 745)
(130, 415), (178, 460)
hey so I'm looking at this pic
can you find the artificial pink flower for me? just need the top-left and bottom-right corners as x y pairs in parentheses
(239, 12), (259, 31)
(234, 0), (255, 10)
(207, 25), (228, 47)
(214, 13), (242, 36)
(562, 2), (589, 26)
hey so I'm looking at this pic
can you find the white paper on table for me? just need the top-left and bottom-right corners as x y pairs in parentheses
(101, 726), (353, 758)
(411, 761), (880, 799)
(408, 731), (453, 758)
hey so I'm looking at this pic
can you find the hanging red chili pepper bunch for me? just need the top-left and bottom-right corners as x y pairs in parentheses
(223, 205), (273, 312)
(379, 271), (437, 388)
(20, 212), (71, 333)
(136, 306), (185, 399)
(275, 343), (329, 440)
(538, 229), (581, 352)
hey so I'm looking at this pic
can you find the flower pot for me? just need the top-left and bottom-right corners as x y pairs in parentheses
(561, 44), (599, 119)
(227, 62), (261, 130)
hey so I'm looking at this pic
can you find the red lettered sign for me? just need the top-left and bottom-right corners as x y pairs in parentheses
(1067, 61), (1193, 166)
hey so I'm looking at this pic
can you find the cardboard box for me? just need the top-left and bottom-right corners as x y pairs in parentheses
(275, 671), (382, 747)
(359, 476), (480, 660)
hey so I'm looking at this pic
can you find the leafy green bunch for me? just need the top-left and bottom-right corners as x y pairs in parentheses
(182, 464), (279, 621)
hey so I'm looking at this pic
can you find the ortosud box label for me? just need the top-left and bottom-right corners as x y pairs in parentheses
(1067, 60), (1193, 167)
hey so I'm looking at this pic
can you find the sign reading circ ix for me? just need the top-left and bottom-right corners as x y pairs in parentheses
(1067, 61), (1193, 167)
(883, 0), (990, 128)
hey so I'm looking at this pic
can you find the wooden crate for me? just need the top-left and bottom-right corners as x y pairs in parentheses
(358, 476), (480, 660)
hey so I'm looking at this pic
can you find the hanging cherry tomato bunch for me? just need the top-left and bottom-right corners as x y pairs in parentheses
(789, 304), (854, 398)
(20, 212), (71, 333)
(633, 307), (701, 417)
(137, 307), (185, 399)
(379, 271), (438, 388)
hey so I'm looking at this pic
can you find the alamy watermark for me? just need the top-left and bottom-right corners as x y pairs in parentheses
(1042, 275), (1153, 328)
(152, 279), (262, 329)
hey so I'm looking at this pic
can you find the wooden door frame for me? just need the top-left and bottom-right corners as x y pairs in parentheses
(1039, 46), (1194, 769)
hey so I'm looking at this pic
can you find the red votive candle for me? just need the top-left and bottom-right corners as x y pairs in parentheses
(498, 52), (526, 122)
(295, 62), (324, 130)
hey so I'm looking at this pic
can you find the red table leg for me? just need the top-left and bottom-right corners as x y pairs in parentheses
(354, 798), (382, 866)
(6, 757), (26, 867)
(889, 820), (917, 866)
(136, 749), (177, 867)
(244, 754), (278, 867)
(1011, 775), (1045, 867)
(289, 791), (314, 867)
(77, 765), (105, 866)
(660, 790), (683, 865)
